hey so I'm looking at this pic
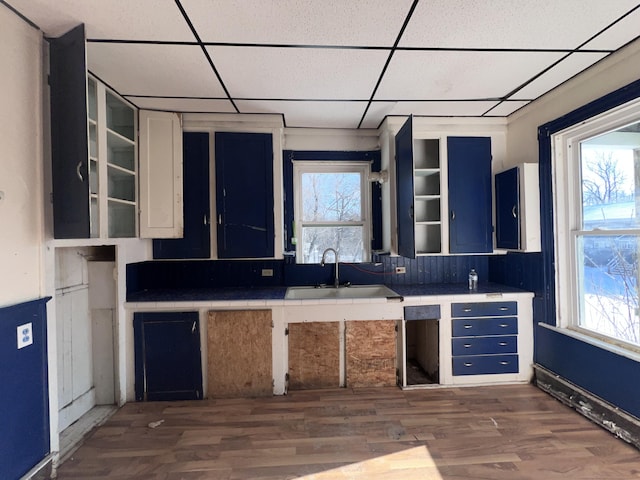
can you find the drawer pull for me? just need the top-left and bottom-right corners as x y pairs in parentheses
(498, 342), (508, 346)
(499, 323), (509, 328)
(463, 324), (473, 329)
(499, 361), (510, 365)
(499, 307), (509, 311)
(464, 362), (473, 367)
(464, 343), (472, 348)
(463, 308), (472, 312)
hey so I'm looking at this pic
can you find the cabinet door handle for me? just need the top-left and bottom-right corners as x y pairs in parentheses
(203, 214), (209, 225)
(512, 205), (517, 218)
(464, 362), (473, 367)
(463, 324), (473, 329)
(218, 214), (222, 225)
(76, 161), (83, 182)
(451, 210), (456, 220)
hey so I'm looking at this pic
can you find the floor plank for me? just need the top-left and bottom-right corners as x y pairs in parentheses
(56, 384), (640, 479)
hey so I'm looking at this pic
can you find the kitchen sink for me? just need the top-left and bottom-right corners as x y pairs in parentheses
(285, 284), (403, 301)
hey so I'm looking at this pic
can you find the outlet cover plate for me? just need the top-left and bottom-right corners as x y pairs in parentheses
(17, 322), (33, 349)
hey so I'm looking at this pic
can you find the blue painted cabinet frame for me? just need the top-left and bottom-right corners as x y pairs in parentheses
(495, 166), (520, 249)
(133, 311), (203, 401)
(447, 136), (493, 254)
(49, 24), (90, 239)
(215, 132), (274, 258)
(153, 132), (211, 259)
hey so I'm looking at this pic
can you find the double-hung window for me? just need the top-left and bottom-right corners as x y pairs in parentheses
(553, 99), (640, 348)
(293, 161), (371, 264)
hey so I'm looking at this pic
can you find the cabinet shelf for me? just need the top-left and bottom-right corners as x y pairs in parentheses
(107, 197), (135, 206)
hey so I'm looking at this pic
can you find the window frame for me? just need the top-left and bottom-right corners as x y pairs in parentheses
(292, 160), (372, 264)
(552, 98), (640, 351)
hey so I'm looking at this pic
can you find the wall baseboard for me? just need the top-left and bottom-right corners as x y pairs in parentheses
(22, 456), (52, 480)
(534, 364), (640, 450)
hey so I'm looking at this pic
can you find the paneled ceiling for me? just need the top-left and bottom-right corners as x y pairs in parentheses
(5, 0), (640, 129)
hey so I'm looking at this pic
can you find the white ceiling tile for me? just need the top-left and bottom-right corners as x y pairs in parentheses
(235, 100), (367, 128)
(87, 43), (226, 97)
(125, 97), (236, 113)
(375, 50), (565, 100)
(400, 0), (639, 49)
(182, 0), (412, 46)
(485, 101), (531, 116)
(581, 8), (640, 50)
(362, 101), (501, 128)
(8, 0), (193, 40)
(510, 52), (609, 100)
(208, 46), (388, 100)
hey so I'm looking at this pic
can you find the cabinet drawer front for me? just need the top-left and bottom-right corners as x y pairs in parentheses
(451, 301), (517, 317)
(452, 354), (519, 376)
(452, 317), (518, 337)
(404, 305), (441, 320)
(451, 335), (517, 356)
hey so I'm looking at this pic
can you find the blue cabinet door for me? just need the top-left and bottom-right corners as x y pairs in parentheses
(215, 132), (274, 258)
(153, 132), (211, 258)
(495, 167), (520, 249)
(134, 312), (203, 401)
(395, 116), (416, 259)
(447, 137), (493, 253)
(49, 25), (90, 239)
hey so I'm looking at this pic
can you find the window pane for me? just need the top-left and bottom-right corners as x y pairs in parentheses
(301, 226), (364, 263)
(580, 123), (640, 230)
(301, 172), (362, 222)
(578, 235), (640, 345)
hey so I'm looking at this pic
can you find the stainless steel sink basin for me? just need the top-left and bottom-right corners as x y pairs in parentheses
(285, 284), (403, 301)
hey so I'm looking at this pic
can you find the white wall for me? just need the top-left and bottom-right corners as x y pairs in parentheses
(0, 5), (45, 307)
(507, 38), (640, 166)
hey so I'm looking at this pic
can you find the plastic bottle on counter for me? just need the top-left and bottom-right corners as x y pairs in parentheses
(468, 268), (478, 290)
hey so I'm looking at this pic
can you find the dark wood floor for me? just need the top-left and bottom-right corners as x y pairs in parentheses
(56, 384), (640, 479)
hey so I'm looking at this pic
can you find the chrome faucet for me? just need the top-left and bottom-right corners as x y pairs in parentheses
(320, 248), (339, 288)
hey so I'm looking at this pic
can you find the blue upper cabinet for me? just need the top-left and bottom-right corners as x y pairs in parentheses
(153, 132), (211, 259)
(495, 166), (520, 250)
(215, 132), (275, 258)
(395, 116), (417, 259)
(49, 24), (90, 239)
(447, 137), (493, 253)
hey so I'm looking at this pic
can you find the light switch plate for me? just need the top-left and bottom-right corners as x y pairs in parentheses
(17, 322), (33, 349)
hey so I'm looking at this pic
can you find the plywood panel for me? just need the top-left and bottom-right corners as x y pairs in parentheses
(207, 310), (272, 398)
(345, 320), (396, 388)
(288, 322), (340, 390)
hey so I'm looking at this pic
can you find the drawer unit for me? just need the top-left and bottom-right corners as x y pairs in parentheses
(451, 301), (520, 378)
(451, 301), (517, 317)
(452, 354), (519, 375)
(451, 317), (518, 337)
(451, 335), (517, 356)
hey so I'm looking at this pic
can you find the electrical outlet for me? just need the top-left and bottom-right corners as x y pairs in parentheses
(17, 322), (33, 349)
(395, 267), (406, 274)
(261, 268), (274, 277)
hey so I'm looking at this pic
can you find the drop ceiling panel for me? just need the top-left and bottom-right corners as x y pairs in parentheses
(208, 46), (388, 99)
(510, 52), (609, 100)
(235, 100), (368, 129)
(361, 101), (500, 128)
(125, 97), (236, 113)
(486, 101), (531, 116)
(7, 0), (193, 40)
(375, 50), (565, 100)
(182, 0), (412, 46)
(87, 43), (226, 97)
(582, 8), (640, 50)
(400, 0), (640, 49)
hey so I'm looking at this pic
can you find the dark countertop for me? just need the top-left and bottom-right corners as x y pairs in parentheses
(126, 282), (529, 303)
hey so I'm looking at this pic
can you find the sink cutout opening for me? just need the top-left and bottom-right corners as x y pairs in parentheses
(406, 319), (439, 385)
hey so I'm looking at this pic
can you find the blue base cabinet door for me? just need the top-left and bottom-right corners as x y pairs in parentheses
(215, 132), (274, 258)
(134, 312), (203, 401)
(153, 132), (211, 258)
(447, 137), (493, 253)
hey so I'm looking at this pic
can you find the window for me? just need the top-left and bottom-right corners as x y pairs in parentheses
(293, 161), (371, 263)
(553, 100), (640, 348)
